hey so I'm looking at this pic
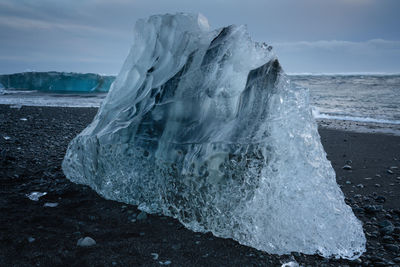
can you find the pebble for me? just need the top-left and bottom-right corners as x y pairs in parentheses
(20, 118), (27, 121)
(345, 181), (351, 184)
(387, 169), (394, 174)
(375, 196), (386, 203)
(342, 165), (352, 170)
(356, 184), (364, 188)
(151, 253), (159, 260)
(384, 244), (399, 253)
(382, 235), (394, 242)
(364, 205), (383, 213)
(28, 237), (35, 243)
(381, 225), (395, 235)
(364, 177), (372, 180)
(77, 236), (96, 247)
(159, 260), (171, 265)
(137, 211), (147, 221)
(374, 183), (381, 187)
(172, 244), (181, 250)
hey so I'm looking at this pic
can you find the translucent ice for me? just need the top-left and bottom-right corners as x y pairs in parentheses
(26, 191), (47, 201)
(63, 13), (366, 259)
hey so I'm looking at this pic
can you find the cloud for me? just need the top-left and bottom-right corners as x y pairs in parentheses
(0, 0), (399, 73)
(272, 39), (400, 73)
(272, 39), (400, 50)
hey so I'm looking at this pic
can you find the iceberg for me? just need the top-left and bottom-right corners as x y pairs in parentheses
(62, 13), (366, 259)
(0, 71), (114, 92)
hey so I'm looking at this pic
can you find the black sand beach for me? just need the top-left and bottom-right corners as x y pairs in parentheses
(1, 104), (400, 266)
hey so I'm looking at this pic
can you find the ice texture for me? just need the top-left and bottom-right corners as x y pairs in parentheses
(62, 13), (366, 259)
(0, 72), (114, 92)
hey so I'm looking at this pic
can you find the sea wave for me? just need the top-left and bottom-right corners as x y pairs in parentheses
(312, 108), (400, 125)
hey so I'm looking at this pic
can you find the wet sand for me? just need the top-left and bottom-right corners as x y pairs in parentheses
(1, 104), (400, 266)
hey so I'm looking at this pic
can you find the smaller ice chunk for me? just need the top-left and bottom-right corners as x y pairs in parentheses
(3, 136), (11, 140)
(10, 104), (22, 109)
(20, 118), (28, 121)
(43, 202), (58, 207)
(26, 192), (47, 201)
(281, 262), (299, 267)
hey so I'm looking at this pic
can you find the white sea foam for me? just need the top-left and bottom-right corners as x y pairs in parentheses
(312, 108), (400, 125)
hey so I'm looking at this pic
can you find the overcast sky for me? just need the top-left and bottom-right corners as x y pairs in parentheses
(0, 0), (399, 74)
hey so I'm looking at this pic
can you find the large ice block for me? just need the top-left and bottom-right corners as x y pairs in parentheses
(62, 13), (366, 259)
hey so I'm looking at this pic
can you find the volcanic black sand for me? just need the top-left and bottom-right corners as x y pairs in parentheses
(1, 104), (400, 267)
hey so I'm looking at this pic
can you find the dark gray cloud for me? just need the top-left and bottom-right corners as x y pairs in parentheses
(0, 0), (399, 74)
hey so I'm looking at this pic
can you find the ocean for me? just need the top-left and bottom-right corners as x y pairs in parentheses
(1, 72), (399, 135)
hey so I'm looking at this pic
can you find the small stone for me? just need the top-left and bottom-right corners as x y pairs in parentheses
(364, 177), (372, 180)
(342, 165), (352, 170)
(387, 169), (394, 174)
(379, 220), (393, 228)
(390, 166), (399, 169)
(381, 225), (395, 235)
(382, 235), (394, 242)
(364, 205), (383, 213)
(375, 196), (386, 203)
(159, 260), (171, 265)
(356, 184), (364, 188)
(345, 181), (351, 184)
(28, 237), (35, 243)
(151, 253), (159, 260)
(3, 136), (11, 140)
(137, 211), (147, 221)
(384, 244), (399, 252)
(172, 244), (181, 250)
(375, 184), (381, 187)
(375, 174), (381, 178)
(20, 118), (27, 121)
(77, 236), (96, 247)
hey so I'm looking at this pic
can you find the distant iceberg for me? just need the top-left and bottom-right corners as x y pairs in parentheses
(62, 13), (366, 259)
(0, 71), (114, 92)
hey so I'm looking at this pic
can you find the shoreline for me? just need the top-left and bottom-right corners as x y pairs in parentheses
(1, 104), (400, 266)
